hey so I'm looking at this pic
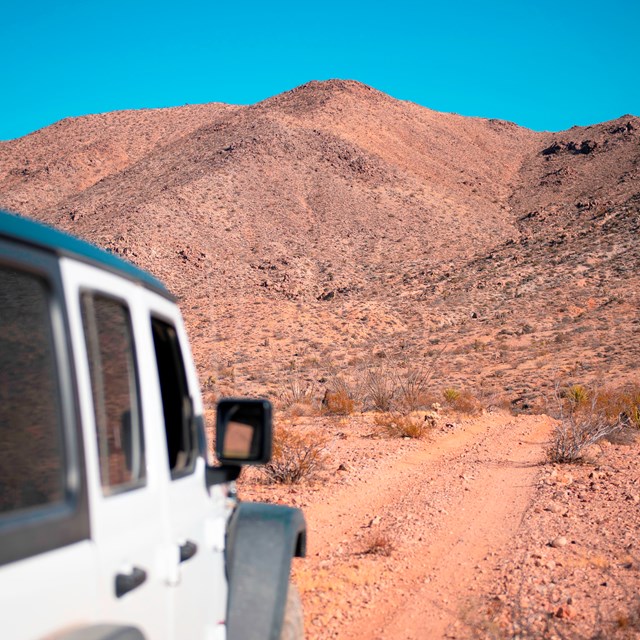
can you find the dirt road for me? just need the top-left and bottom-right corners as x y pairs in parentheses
(240, 409), (640, 638)
(287, 413), (554, 638)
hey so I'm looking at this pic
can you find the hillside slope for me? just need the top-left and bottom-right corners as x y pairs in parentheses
(0, 81), (638, 406)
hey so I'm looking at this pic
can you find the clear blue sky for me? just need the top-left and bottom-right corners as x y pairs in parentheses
(1, 0), (638, 140)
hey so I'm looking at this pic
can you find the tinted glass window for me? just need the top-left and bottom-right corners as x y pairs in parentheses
(81, 294), (144, 493)
(151, 318), (197, 477)
(0, 266), (65, 515)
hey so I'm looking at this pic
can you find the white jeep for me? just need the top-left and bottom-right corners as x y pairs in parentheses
(0, 210), (305, 640)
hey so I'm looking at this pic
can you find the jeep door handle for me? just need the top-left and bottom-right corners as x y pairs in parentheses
(115, 567), (147, 598)
(179, 540), (198, 563)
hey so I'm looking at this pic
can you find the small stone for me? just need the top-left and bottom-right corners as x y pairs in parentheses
(545, 503), (564, 514)
(554, 604), (576, 619)
(337, 463), (349, 472)
(558, 472), (574, 485)
(551, 536), (568, 548)
(367, 515), (382, 527)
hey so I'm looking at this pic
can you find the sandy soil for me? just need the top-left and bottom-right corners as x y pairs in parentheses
(238, 411), (640, 639)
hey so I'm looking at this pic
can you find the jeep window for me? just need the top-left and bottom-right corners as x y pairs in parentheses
(0, 266), (65, 515)
(151, 318), (197, 477)
(81, 294), (145, 493)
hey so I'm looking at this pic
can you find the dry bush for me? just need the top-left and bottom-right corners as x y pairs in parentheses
(397, 367), (436, 411)
(322, 377), (356, 415)
(361, 361), (441, 413)
(616, 383), (640, 429)
(279, 377), (316, 410)
(547, 385), (624, 463)
(361, 364), (396, 411)
(443, 388), (483, 415)
(453, 390), (484, 415)
(581, 382), (640, 431)
(374, 412), (431, 439)
(361, 531), (394, 557)
(287, 403), (318, 418)
(262, 425), (328, 484)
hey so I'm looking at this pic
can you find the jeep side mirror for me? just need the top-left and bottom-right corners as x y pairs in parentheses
(215, 398), (272, 465)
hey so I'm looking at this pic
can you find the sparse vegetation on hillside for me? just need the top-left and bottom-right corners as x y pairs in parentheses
(2, 84), (638, 409)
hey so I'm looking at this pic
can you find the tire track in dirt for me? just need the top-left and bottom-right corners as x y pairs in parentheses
(294, 413), (554, 639)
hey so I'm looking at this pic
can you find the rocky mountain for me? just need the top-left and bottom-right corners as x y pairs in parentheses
(1, 80), (638, 408)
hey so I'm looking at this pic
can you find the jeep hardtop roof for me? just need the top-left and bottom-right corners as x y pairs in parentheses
(0, 210), (172, 299)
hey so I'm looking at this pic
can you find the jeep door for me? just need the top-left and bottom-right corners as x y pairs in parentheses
(61, 260), (171, 640)
(144, 291), (229, 639)
(0, 244), (97, 640)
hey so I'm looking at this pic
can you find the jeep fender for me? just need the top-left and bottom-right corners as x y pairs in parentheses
(225, 502), (306, 640)
(49, 625), (145, 640)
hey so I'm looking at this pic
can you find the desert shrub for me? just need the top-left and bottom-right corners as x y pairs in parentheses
(361, 364), (396, 411)
(323, 388), (355, 415)
(443, 387), (460, 403)
(361, 531), (394, 557)
(620, 383), (640, 429)
(442, 388), (483, 415)
(547, 386), (624, 463)
(279, 378), (316, 410)
(287, 403), (318, 418)
(374, 412), (430, 439)
(397, 367), (436, 411)
(564, 384), (590, 411)
(593, 386), (627, 426)
(262, 426), (328, 484)
(453, 390), (483, 415)
(322, 377), (356, 415)
(584, 382), (640, 430)
(218, 364), (235, 382)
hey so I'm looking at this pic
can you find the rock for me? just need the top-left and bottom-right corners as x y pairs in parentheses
(551, 536), (568, 548)
(545, 503), (564, 514)
(554, 604), (577, 619)
(337, 463), (350, 472)
(367, 515), (382, 527)
(557, 472), (574, 485)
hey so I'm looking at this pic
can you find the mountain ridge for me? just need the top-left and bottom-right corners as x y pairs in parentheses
(1, 80), (638, 408)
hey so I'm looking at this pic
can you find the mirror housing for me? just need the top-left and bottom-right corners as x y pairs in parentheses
(215, 398), (272, 465)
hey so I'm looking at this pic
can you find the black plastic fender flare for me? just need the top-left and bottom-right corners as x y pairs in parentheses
(225, 502), (307, 640)
(50, 625), (145, 640)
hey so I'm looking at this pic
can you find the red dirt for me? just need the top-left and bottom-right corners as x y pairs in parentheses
(238, 410), (640, 639)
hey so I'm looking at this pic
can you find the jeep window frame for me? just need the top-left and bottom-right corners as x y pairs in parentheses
(80, 290), (146, 496)
(150, 315), (199, 480)
(0, 239), (90, 567)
